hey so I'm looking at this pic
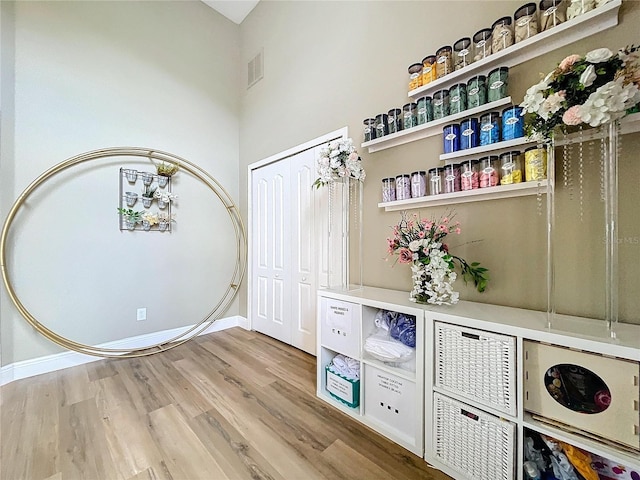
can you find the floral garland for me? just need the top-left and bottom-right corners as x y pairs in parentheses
(521, 45), (640, 141)
(313, 138), (366, 188)
(386, 212), (488, 305)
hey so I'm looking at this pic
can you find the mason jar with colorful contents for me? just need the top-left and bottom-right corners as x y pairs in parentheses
(443, 163), (461, 193)
(422, 55), (437, 85)
(443, 123), (460, 154)
(375, 113), (388, 138)
(433, 90), (450, 120)
(382, 177), (396, 202)
(395, 174), (412, 200)
(411, 171), (427, 198)
(525, 146), (548, 181)
(363, 118), (376, 142)
(479, 155), (500, 188)
(480, 111), (501, 146)
(540, 0), (567, 31)
(453, 37), (473, 71)
(500, 150), (523, 184)
(417, 96), (434, 125)
(428, 167), (444, 195)
(460, 159), (480, 191)
(402, 103), (418, 130)
(488, 67), (509, 103)
(435, 45), (453, 79)
(514, 2), (539, 43)
(491, 16), (514, 53)
(460, 118), (480, 150)
(473, 28), (492, 62)
(467, 75), (487, 109)
(502, 105), (524, 140)
(387, 108), (403, 134)
(408, 63), (423, 92)
(449, 83), (467, 115)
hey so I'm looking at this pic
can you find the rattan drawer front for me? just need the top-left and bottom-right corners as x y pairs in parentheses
(433, 392), (516, 480)
(435, 322), (516, 416)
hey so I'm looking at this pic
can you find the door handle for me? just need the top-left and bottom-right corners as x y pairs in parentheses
(302, 277), (307, 281)
(275, 274), (280, 278)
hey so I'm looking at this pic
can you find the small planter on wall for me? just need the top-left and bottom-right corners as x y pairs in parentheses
(142, 196), (153, 208)
(124, 169), (138, 183)
(141, 172), (154, 186)
(125, 192), (138, 207)
(158, 176), (169, 188)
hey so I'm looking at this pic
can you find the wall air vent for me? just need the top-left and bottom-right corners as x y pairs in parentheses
(247, 49), (264, 89)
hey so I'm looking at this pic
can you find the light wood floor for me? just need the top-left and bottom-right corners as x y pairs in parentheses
(0, 327), (452, 480)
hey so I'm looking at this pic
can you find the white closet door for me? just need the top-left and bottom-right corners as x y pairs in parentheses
(251, 160), (292, 345)
(290, 148), (318, 354)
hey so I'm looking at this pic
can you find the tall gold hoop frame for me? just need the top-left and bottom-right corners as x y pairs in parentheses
(0, 147), (247, 358)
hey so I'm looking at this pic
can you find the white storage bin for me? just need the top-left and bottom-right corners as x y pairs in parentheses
(433, 392), (516, 480)
(363, 364), (416, 441)
(435, 322), (516, 416)
(320, 298), (360, 358)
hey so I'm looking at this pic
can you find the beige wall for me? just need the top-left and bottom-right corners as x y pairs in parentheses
(0, 1), (241, 365)
(239, 0), (640, 324)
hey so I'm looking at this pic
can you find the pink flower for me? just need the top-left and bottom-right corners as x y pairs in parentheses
(562, 105), (583, 126)
(397, 248), (413, 264)
(455, 227), (461, 235)
(559, 54), (581, 72)
(439, 224), (447, 231)
(442, 217), (449, 223)
(418, 231), (425, 238)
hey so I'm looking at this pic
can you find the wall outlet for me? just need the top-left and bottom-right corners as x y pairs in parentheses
(136, 308), (147, 321)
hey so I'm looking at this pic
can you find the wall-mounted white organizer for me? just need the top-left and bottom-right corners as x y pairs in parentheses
(118, 168), (175, 232)
(318, 286), (640, 480)
(361, 0), (622, 154)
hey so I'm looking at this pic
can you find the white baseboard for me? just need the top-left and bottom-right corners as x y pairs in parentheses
(0, 315), (247, 386)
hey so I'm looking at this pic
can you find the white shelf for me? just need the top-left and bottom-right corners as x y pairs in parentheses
(361, 356), (416, 382)
(378, 180), (548, 211)
(440, 136), (537, 162)
(408, 0), (621, 100)
(361, 97), (513, 153)
(523, 414), (640, 470)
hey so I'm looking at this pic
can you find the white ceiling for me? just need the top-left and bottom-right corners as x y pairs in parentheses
(202, 0), (260, 24)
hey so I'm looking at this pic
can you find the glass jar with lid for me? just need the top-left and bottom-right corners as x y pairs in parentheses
(514, 3), (539, 43)
(435, 46), (453, 79)
(491, 16), (514, 53)
(460, 159), (480, 191)
(395, 174), (412, 200)
(417, 96), (434, 125)
(433, 90), (450, 120)
(467, 75), (487, 109)
(421, 55), (437, 85)
(478, 155), (500, 188)
(540, 0), (567, 31)
(480, 111), (501, 146)
(375, 113), (388, 138)
(500, 151), (524, 185)
(443, 163), (461, 194)
(411, 171), (427, 198)
(382, 177), (397, 202)
(567, 0), (596, 20)
(502, 106), (524, 140)
(453, 37), (473, 71)
(460, 118), (479, 150)
(363, 118), (376, 143)
(473, 28), (492, 62)
(402, 103), (418, 130)
(428, 168), (444, 196)
(525, 146), (548, 181)
(449, 83), (467, 115)
(387, 108), (403, 134)
(408, 63), (423, 91)
(443, 123), (460, 154)
(487, 67), (509, 103)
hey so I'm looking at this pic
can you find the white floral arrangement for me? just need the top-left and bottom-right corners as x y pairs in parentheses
(153, 191), (178, 203)
(521, 45), (640, 141)
(142, 211), (159, 226)
(313, 138), (366, 188)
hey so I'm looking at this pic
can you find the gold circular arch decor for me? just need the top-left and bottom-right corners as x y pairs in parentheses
(0, 147), (247, 358)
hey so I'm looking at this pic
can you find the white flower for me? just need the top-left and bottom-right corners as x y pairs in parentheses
(314, 138), (365, 187)
(520, 79), (549, 114)
(579, 64), (597, 87)
(585, 47), (613, 64)
(578, 77), (640, 127)
(409, 240), (421, 252)
(539, 91), (566, 119)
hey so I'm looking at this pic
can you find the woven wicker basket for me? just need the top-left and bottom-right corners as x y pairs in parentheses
(433, 392), (515, 480)
(435, 322), (516, 416)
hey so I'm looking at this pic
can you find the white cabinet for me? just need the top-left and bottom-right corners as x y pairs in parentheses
(316, 288), (425, 455)
(317, 287), (640, 480)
